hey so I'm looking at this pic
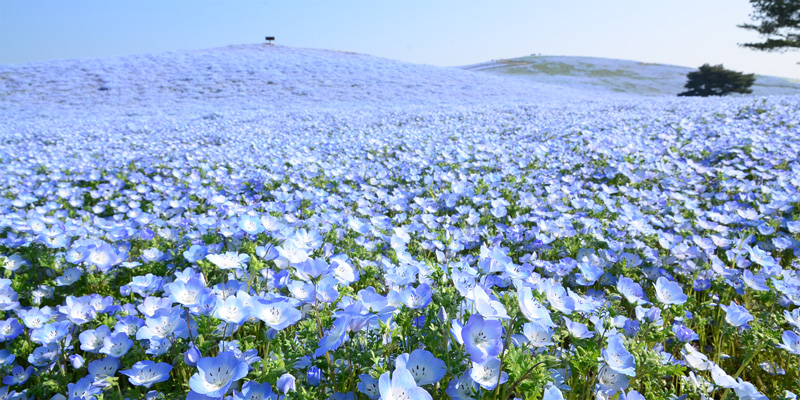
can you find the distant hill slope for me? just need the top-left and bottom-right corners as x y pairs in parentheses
(463, 55), (800, 96)
(0, 44), (593, 117)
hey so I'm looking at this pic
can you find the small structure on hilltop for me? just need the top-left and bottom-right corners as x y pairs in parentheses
(265, 36), (275, 44)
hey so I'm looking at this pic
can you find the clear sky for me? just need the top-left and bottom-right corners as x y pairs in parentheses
(1, 0), (799, 80)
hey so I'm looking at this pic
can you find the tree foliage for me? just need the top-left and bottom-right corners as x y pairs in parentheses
(678, 64), (756, 97)
(739, 0), (800, 52)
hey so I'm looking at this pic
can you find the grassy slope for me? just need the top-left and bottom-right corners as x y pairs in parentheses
(463, 55), (800, 97)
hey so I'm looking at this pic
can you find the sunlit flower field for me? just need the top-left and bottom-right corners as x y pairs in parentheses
(1, 45), (799, 400)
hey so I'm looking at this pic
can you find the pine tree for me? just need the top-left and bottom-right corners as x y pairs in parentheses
(678, 64), (756, 97)
(739, 0), (800, 52)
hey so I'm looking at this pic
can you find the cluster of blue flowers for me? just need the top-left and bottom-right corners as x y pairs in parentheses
(1, 57), (799, 400)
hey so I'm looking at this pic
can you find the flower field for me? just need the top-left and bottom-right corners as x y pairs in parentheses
(1, 46), (800, 400)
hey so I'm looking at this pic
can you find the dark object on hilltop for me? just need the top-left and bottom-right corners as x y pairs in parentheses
(739, 0), (799, 52)
(265, 37), (275, 44)
(678, 64), (756, 97)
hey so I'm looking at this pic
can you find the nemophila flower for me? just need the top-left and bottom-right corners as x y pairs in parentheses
(445, 371), (480, 400)
(0, 349), (15, 367)
(563, 317), (594, 339)
(189, 351), (249, 398)
(542, 385), (565, 400)
(378, 367), (432, 400)
(3, 365), (33, 386)
(602, 335), (636, 377)
(473, 286), (509, 319)
(672, 324), (699, 342)
(141, 247), (166, 263)
(654, 277), (687, 305)
(239, 214), (265, 235)
(2, 254), (29, 272)
(777, 330), (800, 355)
(129, 274), (165, 297)
(522, 321), (554, 347)
(87, 241), (119, 272)
(120, 361), (172, 388)
(682, 344), (711, 371)
(616, 276), (649, 305)
(88, 356), (119, 383)
(543, 281), (575, 315)
(597, 364), (629, 393)
(234, 381), (273, 400)
(307, 366), (322, 386)
(100, 331), (133, 358)
(331, 257), (359, 284)
(742, 270), (770, 292)
(28, 343), (59, 367)
(710, 363), (738, 388)
(68, 376), (102, 400)
(138, 296), (173, 317)
(183, 245), (208, 263)
(314, 317), (349, 358)
(470, 357), (508, 390)
(395, 349), (446, 386)
(293, 258), (331, 282)
(619, 389), (645, 400)
(734, 379), (769, 400)
(252, 298), (302, 330)
(748, 245), (779, 269)
(79, 325), (111, 353)
(206, 252), (250, 270)
(31, 320), (72, 345)
(168, 277), (209, 307)
(399, 283), (432, 309)
(213, 294), (252, 325)
(115, 315), (145, 336)
(517, 286), (554, 326)
(461, 314), (503, 362)
(137, 307), (190, 341)
(70, 354), (85, 369)
(316, 276), (340, 303)
(0, 318), (23, 341)
(276, 373), (296, 394)
(721, 302), (754, 328)
(357, 374), (380, 399)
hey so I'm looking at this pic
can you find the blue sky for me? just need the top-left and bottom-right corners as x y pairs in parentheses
(1, 0), (798, 79)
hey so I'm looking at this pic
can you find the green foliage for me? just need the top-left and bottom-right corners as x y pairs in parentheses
(678, 64), (756, 97)
(739, 0), (800, 52)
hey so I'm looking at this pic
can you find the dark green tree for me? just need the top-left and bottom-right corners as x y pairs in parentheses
(678, 64), (756, 97)
(739, 0), (800, 52)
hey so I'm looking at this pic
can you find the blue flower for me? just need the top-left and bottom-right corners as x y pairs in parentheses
(721, 302), (754, 328)
(654, 277), (687, 305)
(79, 325), (111, 353)
(777, 330), (800, 355)
(120, 361), (172, 388)
(206, 252), (250, 270)
(168, 277), (209, 307)
(357, 374), (380, 399)
(252, 299), (302, 330)
(0, 318), (23, 342)
(378, 367), (432, 400)
(67, 376), (102, 400)
(542, 385), (565, 400)
(616, 276), (649, 305)
(100, 331), (133, 358)
(399, 283), (432, 310)
(31, 320), (72, 345)
(602, 335), (636, 377)
(307, 366), (322, 386)
(314, 317), (350, 358)
(470, 357), (508, 390)
(189, 351), (250, 398)
(276, 373), (296, 394)
(395, 349), (446, 386)
(213, 294), (252, 325)
(445, 371), (480, 400)
(234, 381), (273, 400)
(461, 314), (503, 363)
(3, 365), (33, 386)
